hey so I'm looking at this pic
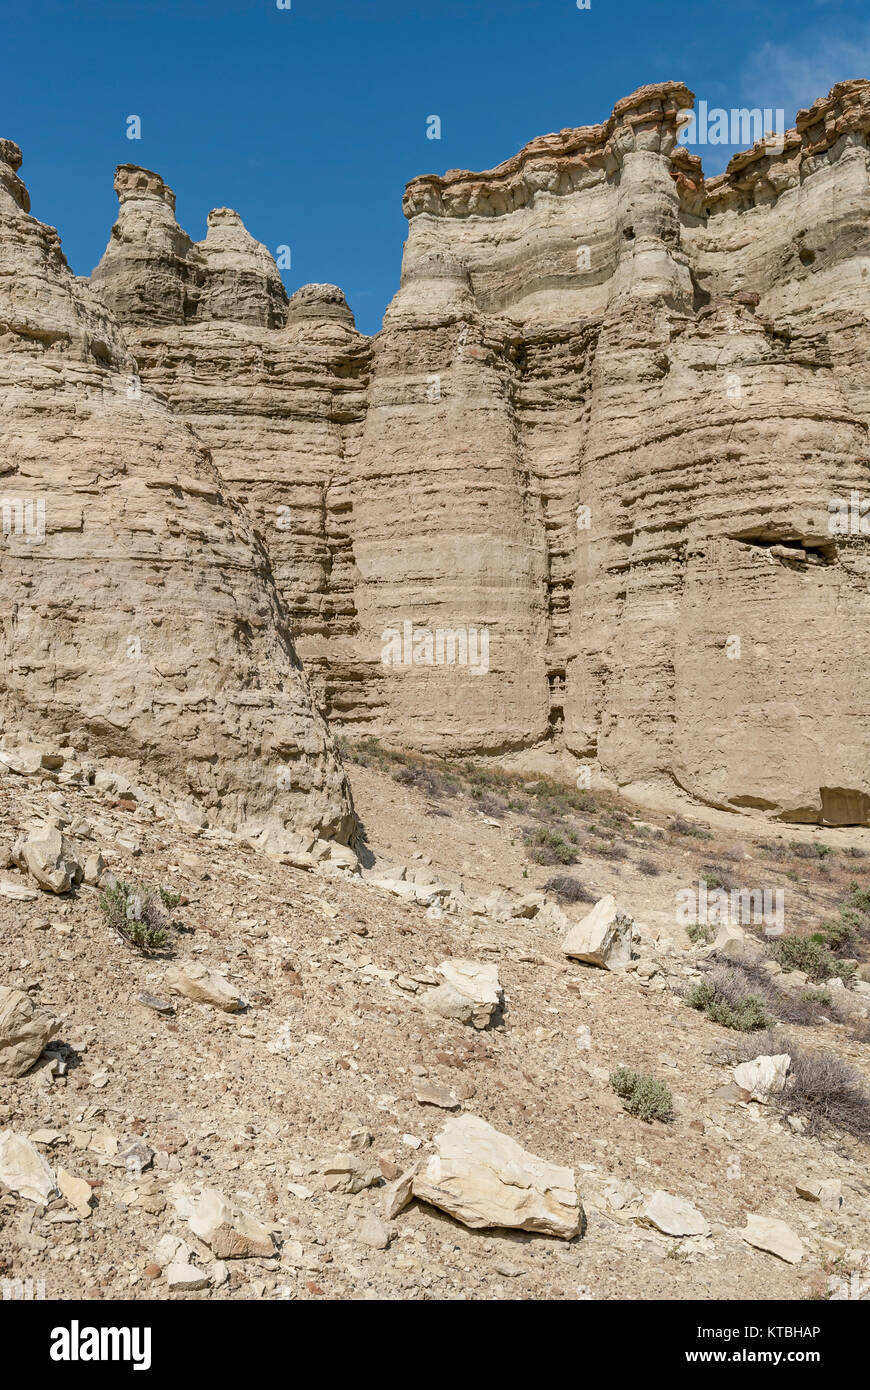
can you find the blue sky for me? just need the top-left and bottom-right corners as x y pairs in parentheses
(3, 0), (868, 334)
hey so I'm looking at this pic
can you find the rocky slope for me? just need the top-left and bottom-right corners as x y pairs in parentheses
(0, 738), (867, 1300)
(83, 81), (870, 826)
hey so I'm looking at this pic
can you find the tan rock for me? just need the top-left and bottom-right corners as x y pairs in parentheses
(413, 1080), (460, 1110)
(357, 1212), (391, 1249)
(0, 985), (60, 1077)
(562, 896), (634, 970)
(411, 1114), (582, 1238)
(166, 961), (245, 1013)
(0, 879), (37, 902)
(0, 1129), (57, 1203)
(741, 1214), (805, 1264)
(173, 1186), (274, 1259)
(166, 1261), (210, 1291)
(11, 827), (82, 894)
(733, 1054), (790, 1104)
(640, 1190), (711, 1238)
(795, 1178), (842, 1211)
(382, 1168), (416, 1221)
(422, 960), (502, 1030)
(57, 1166), (93, 1219)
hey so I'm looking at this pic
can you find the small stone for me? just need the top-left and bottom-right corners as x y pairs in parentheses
(166, 1261), (210, 1291)
(413, 1080), (460, 1110)
(382, 1169), (416, 1220)
(795, 1178), (842, 1212)
(136, 992), (175, 1016)
(357, 1212), (390, 1249)
(57, 1166), (93, 1219)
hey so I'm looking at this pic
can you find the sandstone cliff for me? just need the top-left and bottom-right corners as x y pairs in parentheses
(0, 140), (354, 842)
(7, 78), (870, 829)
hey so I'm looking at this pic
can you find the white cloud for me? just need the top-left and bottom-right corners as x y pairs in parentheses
(739, 22), (870, 124)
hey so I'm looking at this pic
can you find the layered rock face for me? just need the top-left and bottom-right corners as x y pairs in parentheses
(394, 80), (870, 823)
(80, 78), (870, 824)
(0, 140), (354, 842)
(92, 169), (371, 723)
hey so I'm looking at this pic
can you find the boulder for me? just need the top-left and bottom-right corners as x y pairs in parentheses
(0, 1129), (57, 1203)
(640, 1190), (710, 1237)
(562, 895), (634, 970)
(733, 1053), (790, 1103)
(173, 1186), (274, 1259)
(0, 985), (60, 1077)
(713, 922), (764, 961)
(166, 961), (245, 1012)
(411, 1113), (582, 1238)
(423, 960), (502, 1030)
(741, 1214), (804, 1264)
(12, 827), (83, 894)
(795, 1178), (842, 1211)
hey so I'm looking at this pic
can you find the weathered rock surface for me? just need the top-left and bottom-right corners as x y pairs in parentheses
(0, 985), (60, 1076)
(640, 1190), (711, 1238)
(82, 82), (870, 824)
(411, 1113), (582, 1237)
(12, 827), (82, 894)
(3, 80), (868, 824)
(733, 1054), (791, 1104)
(423, 959), (503, 1029)
(166, 961), (245, 1013)
(0, 1129), (56, 1202)
(562, 895), (634, 969)
(741, 1214), (805, 1264)
(0, 140), (354, 845)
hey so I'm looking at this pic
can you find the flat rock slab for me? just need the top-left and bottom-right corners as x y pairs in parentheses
(166, 961), (245, 1013)
(640, 1190), (711, 1238)
(741, 1214), (805, 1264)
(411, 1113), (581, 1239)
